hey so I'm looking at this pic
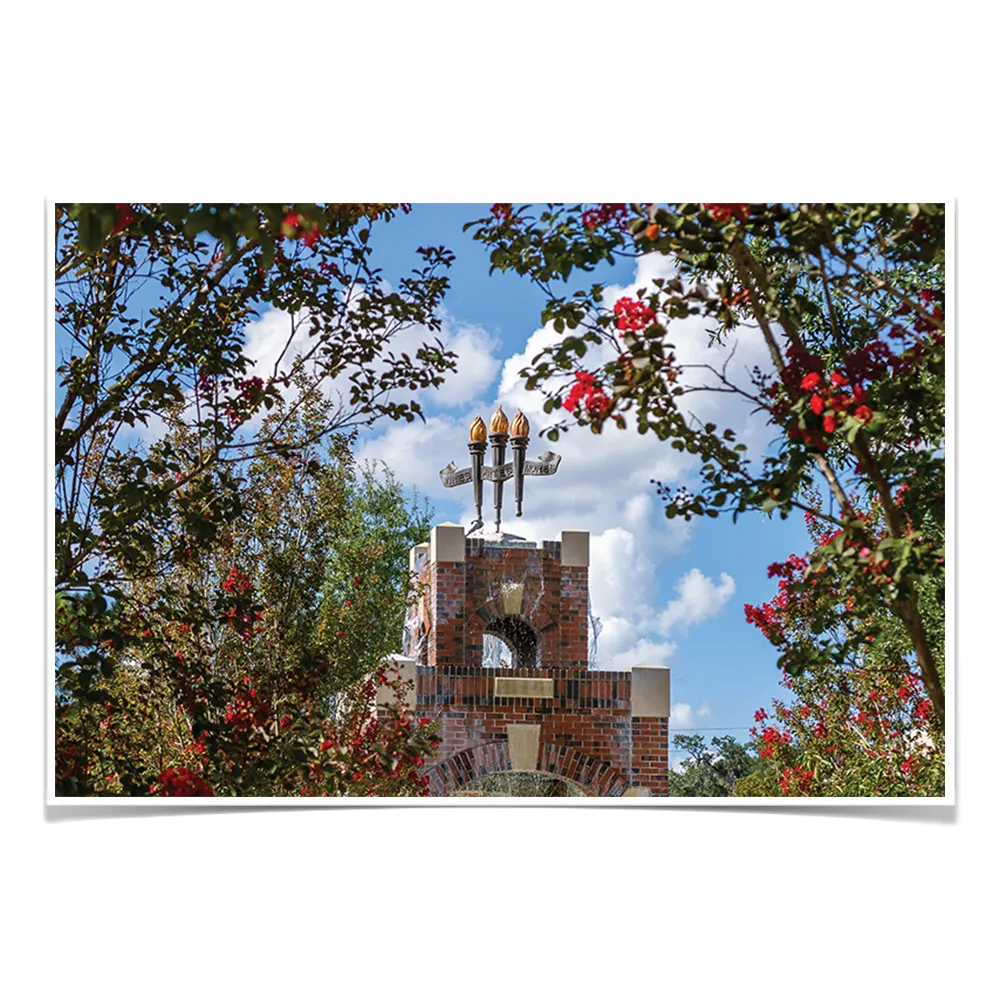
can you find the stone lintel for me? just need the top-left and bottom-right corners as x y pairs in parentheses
(622, 786), (652, 797)
(494, 676), (554, 700)
(560, 529), (590, 567)
(430, 522), (466, 564)
(631, 665), (670, 717)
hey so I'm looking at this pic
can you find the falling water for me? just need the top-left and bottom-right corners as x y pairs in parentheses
(482, 632), (512, 670)
(588, 600), (603, 670)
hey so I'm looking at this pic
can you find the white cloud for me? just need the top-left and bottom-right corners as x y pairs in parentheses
(658, 568), (736, 636)
(240, 304), (502, 416)
(671, 702), (697, 728)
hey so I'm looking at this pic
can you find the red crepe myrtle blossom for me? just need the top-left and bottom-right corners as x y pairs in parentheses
(490, 203), (512, 222)
(302, 222), (322, 248)
(582, 203), (629, 229)
(703, 203), (750, 223)
(113, 203), (136, 233)
(563, 371), (611, 419)
(151, 767), (214, 797)
(613, 297), (656, 333)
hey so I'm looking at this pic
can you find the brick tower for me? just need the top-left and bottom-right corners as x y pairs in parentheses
(388, 521), (671, 796)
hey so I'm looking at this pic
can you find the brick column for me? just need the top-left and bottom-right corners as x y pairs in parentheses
(559, 529), (590, 669)
(630, 664), (671, 796)
(427, 523), (467, 668)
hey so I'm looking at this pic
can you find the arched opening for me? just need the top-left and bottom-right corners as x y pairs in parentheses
(482, 614), (540, 670)
(448, 771), (591, 797)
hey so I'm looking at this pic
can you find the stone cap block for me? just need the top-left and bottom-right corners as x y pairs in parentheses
(560, 528), (590, 567)
(430, 522), (466, 564)
(377, 655), (416, 712)
(631, 664), (670, 717)
(409, 541), (429, 574)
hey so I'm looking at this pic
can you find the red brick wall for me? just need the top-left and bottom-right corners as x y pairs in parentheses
(421, 540), (590, 671)
(630, 717), (671, 796)
(417, 665), (633, 776)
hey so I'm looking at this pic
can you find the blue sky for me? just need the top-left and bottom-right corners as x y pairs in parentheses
(270, 203), (814, 761)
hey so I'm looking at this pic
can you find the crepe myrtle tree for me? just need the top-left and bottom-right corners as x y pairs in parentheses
(736, 485), (944, 797)
(468, 203), (945, 730)
(55, 392), (440, 796)
(55, 203), (456, 698)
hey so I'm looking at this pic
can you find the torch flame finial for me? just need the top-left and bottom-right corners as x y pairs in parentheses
(489, 406), (509, 435)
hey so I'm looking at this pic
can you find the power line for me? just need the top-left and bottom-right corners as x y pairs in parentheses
(669, 725), (753, 732)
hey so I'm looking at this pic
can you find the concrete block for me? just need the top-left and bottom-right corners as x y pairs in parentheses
(500, 581), (524, 615)
(494, 676), (554, 699)
(631, 664), (670, 717)
(430, 523), (466, 564)
(560, 529), (590, 567)
(409, 542), (429, 575)
(376, 655), (416, 712)
(506, 723), (541, 771)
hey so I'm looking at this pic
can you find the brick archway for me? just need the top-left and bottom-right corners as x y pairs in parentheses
(426, 741), (511, 796)
(537, 743), (631, 796)
(426, 740), (631, 797)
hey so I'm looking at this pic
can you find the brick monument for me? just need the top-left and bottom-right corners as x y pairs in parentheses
(382, 407), (671, 797)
